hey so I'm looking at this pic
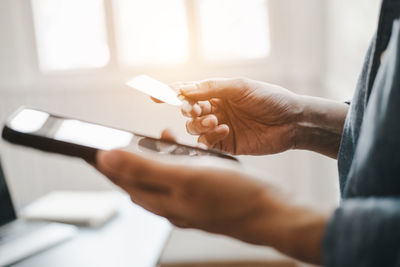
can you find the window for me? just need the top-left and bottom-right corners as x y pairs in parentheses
(198, 0), (270, 61)
(31, 0), (109, 71)
(31, 0), (270, 72)
(114, 0), (189, 66)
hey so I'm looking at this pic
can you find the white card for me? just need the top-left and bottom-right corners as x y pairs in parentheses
(126, 75), (182, 106)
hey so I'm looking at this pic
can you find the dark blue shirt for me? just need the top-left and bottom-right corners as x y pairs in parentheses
(324, 1), (400, 266)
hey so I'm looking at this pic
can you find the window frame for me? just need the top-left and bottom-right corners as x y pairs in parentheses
(29, 0), (274, 73)
(8, 0), (324, 93)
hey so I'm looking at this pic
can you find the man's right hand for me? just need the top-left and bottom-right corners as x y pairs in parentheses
(175, 77), (349, 158)
(176, 78), (302, 155)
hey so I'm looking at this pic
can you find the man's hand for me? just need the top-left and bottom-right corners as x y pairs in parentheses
(170, 78), (348, 158)
(175, 78), (301, 155)
(95, 148), (329, 264)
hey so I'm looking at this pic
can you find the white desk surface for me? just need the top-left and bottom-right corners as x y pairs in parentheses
(12, 197), (304, 267)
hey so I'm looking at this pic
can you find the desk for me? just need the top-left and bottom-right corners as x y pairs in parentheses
(160, 229), (299, 267)
(13, 197), (300, 267)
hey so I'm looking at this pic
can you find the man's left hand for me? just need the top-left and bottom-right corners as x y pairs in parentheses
(94, 135), (328, 264)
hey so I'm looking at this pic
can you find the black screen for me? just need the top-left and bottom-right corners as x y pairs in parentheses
(0, 158), (16, 226)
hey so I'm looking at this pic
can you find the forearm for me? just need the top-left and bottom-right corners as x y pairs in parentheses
(294, 95), (349, 158)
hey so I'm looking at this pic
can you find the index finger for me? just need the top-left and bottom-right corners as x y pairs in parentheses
(179, 78), (250, 101)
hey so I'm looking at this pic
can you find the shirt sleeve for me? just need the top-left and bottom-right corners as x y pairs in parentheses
(324, 19), (400, 266)
(323, 198), (400, 267)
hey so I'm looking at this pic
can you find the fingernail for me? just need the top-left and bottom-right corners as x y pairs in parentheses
(97, 150), (121, 170)
(198, 143), (208, 149)
(201, 118), (212, 127)
(198, 139), (210, 148)
(180, 84), (197, 95)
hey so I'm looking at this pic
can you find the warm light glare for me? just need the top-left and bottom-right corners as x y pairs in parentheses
(114, 0), (189, 65)
(54, 120), (133, 150)
(199, 0), (270, 61)
(9, 109), (49, 133)
(31, 0), (110, 71)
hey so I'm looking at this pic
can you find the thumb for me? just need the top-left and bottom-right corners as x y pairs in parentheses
(96, 150), (177, 187)
(180, 78), (250, 101)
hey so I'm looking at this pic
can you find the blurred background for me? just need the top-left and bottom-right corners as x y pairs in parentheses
(0, 0), (380, 210)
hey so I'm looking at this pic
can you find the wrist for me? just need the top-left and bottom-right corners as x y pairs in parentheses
(292, 95), (349, 158)
(259, 200), (330, 264)
(229, 190), (330, 264)
(279, 206), (329, 264)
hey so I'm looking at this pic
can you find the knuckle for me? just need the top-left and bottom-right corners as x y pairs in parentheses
(191, 104), (201, 116)
(208, 114), (218, 122)
(202, 101), (212, 113)
(199, 100), (209, 106)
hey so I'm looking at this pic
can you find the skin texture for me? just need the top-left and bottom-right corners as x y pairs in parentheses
(94, 77), (349, 264)
(176, 78), (348, 159)
(96, 149), (327, 264)
(175, 78), (302, 155)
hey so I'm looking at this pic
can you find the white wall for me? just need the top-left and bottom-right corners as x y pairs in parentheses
(325, 0), (381, 100)
(0, 0), (381, 210)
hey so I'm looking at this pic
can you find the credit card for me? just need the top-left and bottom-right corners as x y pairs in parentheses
(126, 75), (183, 106)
